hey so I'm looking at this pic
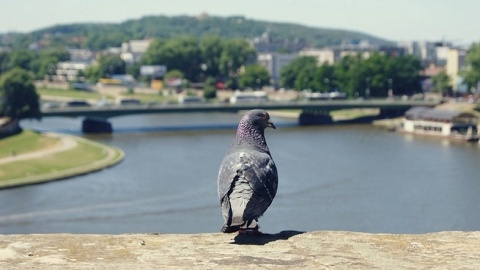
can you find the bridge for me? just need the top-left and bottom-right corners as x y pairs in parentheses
(41, 99), (440, 132)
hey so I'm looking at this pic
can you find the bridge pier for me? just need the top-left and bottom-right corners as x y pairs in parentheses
(299, 110), (333, 125)
(378, 108), (407, 118)
(82, 117), (112, 133)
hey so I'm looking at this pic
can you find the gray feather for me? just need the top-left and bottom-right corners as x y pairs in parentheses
(217, 109), (278, 231)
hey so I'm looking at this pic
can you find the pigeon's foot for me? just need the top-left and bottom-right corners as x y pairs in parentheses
(238, 227), (262, 235)
(221, 225), (240, 233)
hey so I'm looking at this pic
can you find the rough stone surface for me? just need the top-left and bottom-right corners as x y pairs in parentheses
(0, 231), (479, 269)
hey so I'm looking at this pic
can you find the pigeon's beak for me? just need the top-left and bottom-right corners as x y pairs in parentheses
(268, 119), (276, 129)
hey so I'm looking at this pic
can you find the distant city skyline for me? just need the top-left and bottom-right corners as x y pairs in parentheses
(1, 0), (478, 46)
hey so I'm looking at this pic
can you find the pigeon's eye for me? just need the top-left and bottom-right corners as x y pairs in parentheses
(259, 113), (266, 119)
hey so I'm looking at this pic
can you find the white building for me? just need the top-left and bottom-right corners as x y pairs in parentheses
(397, 40), (453, 66)
(298, 48), (337, 65)
(53, 61), (88, 82)
(446, 48), (467, 92)
(257, 53), (297, 88)
(298, 42), (404, 66)
(120, 39), (153, 64)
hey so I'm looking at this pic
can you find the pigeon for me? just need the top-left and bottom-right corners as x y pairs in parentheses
(217, 109), (278, 234)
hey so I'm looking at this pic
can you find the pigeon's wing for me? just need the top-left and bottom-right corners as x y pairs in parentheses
(241, 151), (278, 202)
(217, 152), (240, 200)
(217, 150), (278, 202)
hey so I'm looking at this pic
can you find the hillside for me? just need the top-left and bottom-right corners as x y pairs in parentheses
(0, 14), (391, 50)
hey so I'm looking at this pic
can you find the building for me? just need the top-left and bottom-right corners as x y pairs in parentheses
(446, 48), (467, 92)
(298, 48), (337, 65)
(250, 31), (306, 53)
(120, 39), (153, 64)
(257, 53), (297, 88)
(68, 48), (95, 63)
(397, 40), (453, 66)
(299, 41), (405, 65)
(52, 61), (88, 82)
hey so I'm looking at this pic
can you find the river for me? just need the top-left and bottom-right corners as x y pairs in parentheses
(1, 112), (480, 234)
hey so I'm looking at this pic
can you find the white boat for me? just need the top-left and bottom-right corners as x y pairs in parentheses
(399, 107), (479, 142)
(229, 91), (268, 104)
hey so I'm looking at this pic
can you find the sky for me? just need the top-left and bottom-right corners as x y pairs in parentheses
(0, 0), (478, 46)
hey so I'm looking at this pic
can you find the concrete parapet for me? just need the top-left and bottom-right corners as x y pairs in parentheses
(1, 231), (479, 269)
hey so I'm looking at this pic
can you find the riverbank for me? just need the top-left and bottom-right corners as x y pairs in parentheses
(1, 231), (479, 269)
(0, 131), (124, 189)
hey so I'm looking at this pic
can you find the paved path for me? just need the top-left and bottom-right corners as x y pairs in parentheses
(0, 133), (77, 165)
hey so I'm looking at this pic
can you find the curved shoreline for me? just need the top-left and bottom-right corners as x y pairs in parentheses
(0, 132), (125, 189)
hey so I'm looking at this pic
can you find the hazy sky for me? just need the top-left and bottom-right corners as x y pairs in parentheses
(1, 0), (478, 45)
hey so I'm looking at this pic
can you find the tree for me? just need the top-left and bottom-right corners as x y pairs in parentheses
(0, 51), (10, 75)
(312, 63), (337, 92)
(462, 42), (480, 91)
(219, 38), (257, 89)
(334, 54), (363, 97)
(239, 64), (270, 90)
(7, 49), (36, 71)
(430, 71), (450, 95)
(331, 53), (422, 98)
(85, 53), (126, 82)
(142, 36), (202, 82)
(389, 55), (422, 96)
(199, 35), (224, 79)
(0, 68), (41, 121)
(203, 76), (217, 99)
(163, 69), (185, 90)
(141, 38), (166, 66)
(31, 46), (70, 80)
(280, 56), (317, 90)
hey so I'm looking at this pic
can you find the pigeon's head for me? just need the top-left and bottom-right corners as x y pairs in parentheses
(245, 109), (276, 130)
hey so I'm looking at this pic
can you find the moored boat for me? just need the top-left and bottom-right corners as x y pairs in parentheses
(399, 107), (479, 142)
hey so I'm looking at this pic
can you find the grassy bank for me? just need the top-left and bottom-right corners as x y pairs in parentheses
(37, 87), (174, 104)
(37, 87), (106, 100)
(0, 129), (59, 159)
(0, 130), (124, 188)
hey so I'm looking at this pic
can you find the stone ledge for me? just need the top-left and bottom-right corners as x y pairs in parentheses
(1, 231), (479, 269)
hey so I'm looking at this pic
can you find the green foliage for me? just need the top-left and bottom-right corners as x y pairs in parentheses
(200, 35), (224, 78)
(312, 63), (337, 92)
(1, 15), (390, 51)
(203, 77), (217, 99)
(141, 36), (201, 81)
(219, 38), (257, 78)
(7, 49), (35, 71)
(31, 46), (70, 79)
(239, 64), (270, 89)
(281, 53), (423, 98)
(84, 53), (126, 82)
(0, 68), (41, 120)
(163, 69), (185, 89)
(462, 42), (480, 90)
(0, 47), (70, 80)
(141, 35), (256, 87)
(430, 71), (450, 94)
(280, 56), (318, 90)
(0, 51), (10, 74)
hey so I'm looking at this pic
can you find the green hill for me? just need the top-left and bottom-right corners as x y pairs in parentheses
(1, 14), (391, 51)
